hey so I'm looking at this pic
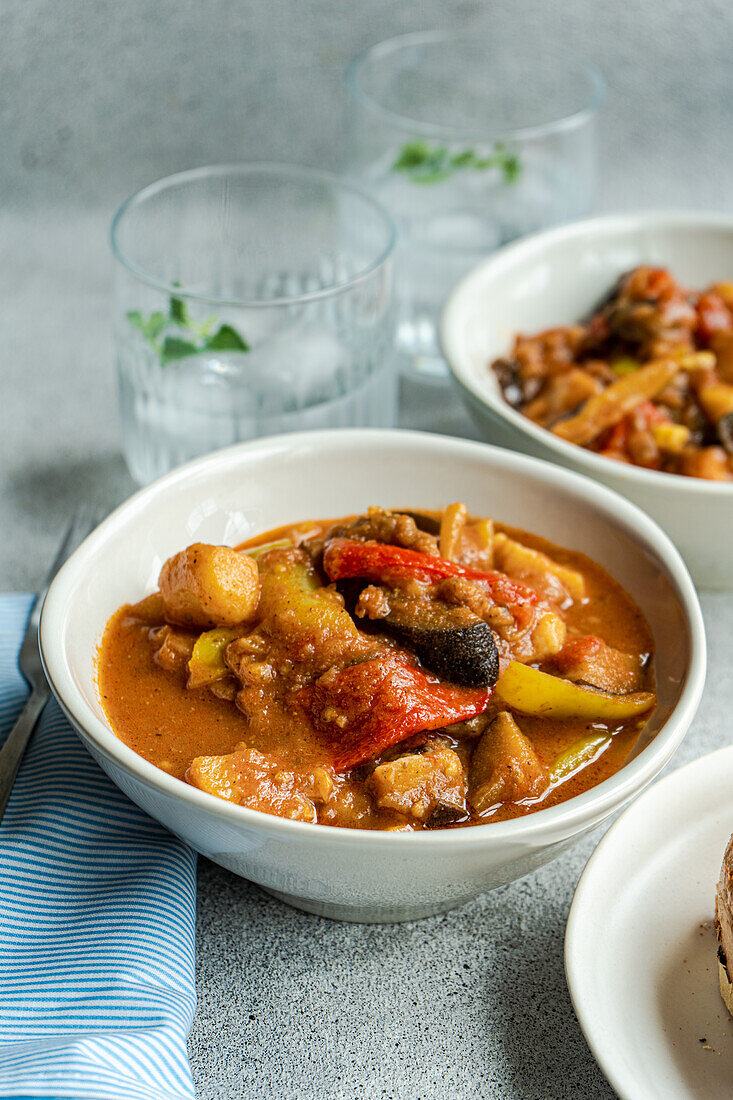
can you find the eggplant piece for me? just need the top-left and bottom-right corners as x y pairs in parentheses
(491, 358), (526, 407)
(718, 411), (733, 455)
(383, 601), (500, 689)
(403, 511), (442, 536)
(425, 800), (470, 829)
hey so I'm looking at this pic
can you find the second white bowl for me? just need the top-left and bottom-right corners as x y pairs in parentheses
(441, 212), (733, 589)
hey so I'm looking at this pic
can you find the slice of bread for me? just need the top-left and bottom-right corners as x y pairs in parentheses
(718, 959), (733, 1014)
(715, 835), (733, 1013)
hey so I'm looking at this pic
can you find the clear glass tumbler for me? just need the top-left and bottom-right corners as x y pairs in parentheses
(111, 164), (397, 484)
(346, 30), (605, 381)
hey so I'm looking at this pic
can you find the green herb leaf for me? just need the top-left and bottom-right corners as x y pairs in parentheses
(160, 336), (200, 365)
(501, 154), (522, 184)
(146, 312), (169, 340)
(450, 150), (477, 169)
(413, 169), (454, 185)
(392, 140), (522, 186)
(392, 141), (432, 171)
(127, 310), (168, 341)
(129, 302), (251, 366)
(169, 296), (189, 325)
(205, 324), (250, 352)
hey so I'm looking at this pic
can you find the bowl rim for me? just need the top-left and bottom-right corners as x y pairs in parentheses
(345, 29), (605, 143)
(441, 209), (733, 497)
(110, 161), (397, 309)
(564, 742), (733, 1100)
(40, 428), (707, 848)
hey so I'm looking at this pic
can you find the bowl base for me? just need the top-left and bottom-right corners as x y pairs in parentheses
(260, 885), (478, 924)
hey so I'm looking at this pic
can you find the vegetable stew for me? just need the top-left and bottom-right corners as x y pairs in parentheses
(98, 506), (656, 831)
(491, 266), (733, 479)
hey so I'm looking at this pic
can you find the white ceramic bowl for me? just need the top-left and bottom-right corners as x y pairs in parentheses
(441, 212), (733, 589)
(40, 429), (706, 923)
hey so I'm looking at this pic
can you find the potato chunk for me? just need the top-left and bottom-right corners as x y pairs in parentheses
(159, 543), (259, 629)
(529, 609), (567, 661)
(468, 711), (548, 814)
(187, 744), (335, 823)
(367, 746), (466, 823)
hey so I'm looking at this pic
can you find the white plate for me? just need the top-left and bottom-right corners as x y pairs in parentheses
(566, 746), (733, 1099)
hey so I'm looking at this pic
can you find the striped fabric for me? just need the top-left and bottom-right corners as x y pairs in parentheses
(0, 594), (197, 1099)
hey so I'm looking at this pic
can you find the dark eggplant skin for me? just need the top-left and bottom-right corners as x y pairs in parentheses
(384, 614), (500, 689)
(402, 511), (442, 536)
(719, 411), (733, 455)
(425, 801), (470, 829)
(338, 573), (500, 689)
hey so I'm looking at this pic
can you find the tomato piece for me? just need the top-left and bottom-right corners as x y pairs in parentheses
(696, 291), (733, 343)
(303, 654), (492, 770)
(554, 634), (603, 671)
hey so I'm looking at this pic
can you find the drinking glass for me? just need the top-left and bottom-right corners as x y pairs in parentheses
(111, 164), (397, 484)
(346, 30), (605, 381)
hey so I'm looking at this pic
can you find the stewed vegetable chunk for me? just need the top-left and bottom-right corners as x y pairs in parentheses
(159, 543), (259, 629)
(553, 635), (645, 694)
(355, 585), (500, 688)
(468, 712), (548, 813)
(188, 744), (336, 823)
(368, 745), (466, 822)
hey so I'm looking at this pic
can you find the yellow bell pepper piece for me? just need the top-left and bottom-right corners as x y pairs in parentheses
(493, 532), (585, 601)
(549, 733), (611, 783)
(552, 358), (682, 446)
(611, 356), (640, 377)
(651, 422), (690, 454)
(494, 660), (655, 719)
(699, 383), (733, 424)
(188, 627), (240, 688)
(243, 538), (293, 560)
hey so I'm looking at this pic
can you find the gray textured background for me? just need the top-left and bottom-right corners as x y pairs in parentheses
(3, 2), (733, 1097)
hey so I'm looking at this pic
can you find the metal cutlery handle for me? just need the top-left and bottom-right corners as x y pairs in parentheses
(0, 688), (49, 822)
(0, 506), (102, 827)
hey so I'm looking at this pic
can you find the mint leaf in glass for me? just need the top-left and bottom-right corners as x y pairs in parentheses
(205, 325), (250, 352)
(127, 310), (168, 341)
(393, 140), (522, 185)
(127, 300), (250, 366)
(169, 296), (190, 326)
(392, 141), (432, 171)
(160, 336), (201, 364)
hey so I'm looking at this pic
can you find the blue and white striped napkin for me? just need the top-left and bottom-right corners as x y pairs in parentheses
(0, 594), (197, 1100)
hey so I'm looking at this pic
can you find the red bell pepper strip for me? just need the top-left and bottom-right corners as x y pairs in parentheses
(303, 653), (492, 771)
(322, 538), (538, 612)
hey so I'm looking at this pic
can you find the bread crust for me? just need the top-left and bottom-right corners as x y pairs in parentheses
(716, 834), (733, 1014)
(719, 957), (733, 1015)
